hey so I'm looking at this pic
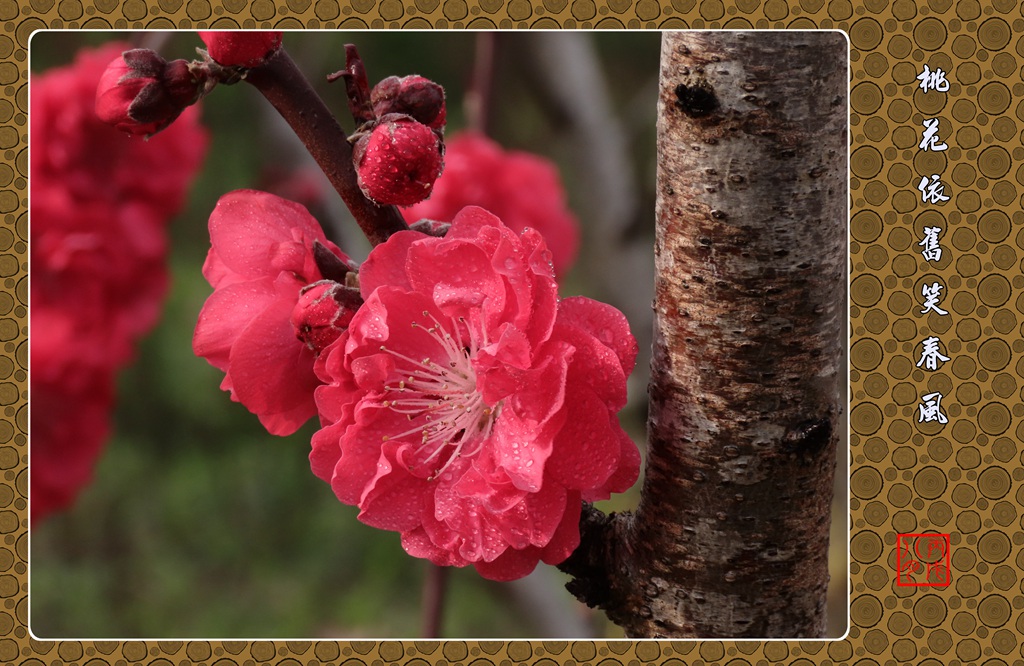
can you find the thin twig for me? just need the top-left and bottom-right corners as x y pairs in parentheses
(464, 32), (497, 135)
(244, 47), (409, 246)
(420, 563), (449, 638)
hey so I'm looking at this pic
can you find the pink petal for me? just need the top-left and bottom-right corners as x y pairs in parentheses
(506, 347), (569, 426)
(228, 294), (319, 435)
(584, 427), (641, 501)
(546, 381), (621, 492)
(359, 442), (431, 532)
(328, 399), (395, 504)
(407, 237), (506, 319)
(192, 278), (279, 370)
(309, 420), (345, 483)
(208, 189), (327, 281)
(557, 296), (638, 376)
(539, 492), (583, 565)
(491, 404), (561, 493)
(486, 481), (568, 551)
(447, 205), (502, 240)
(358, 229), (420, 297)
(473, 545), (541, 581)
(402, 526), (467, 567)
(551, 317), (628, 411)
(452, 462), (526, 514)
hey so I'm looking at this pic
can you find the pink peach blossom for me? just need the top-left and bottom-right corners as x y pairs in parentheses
(310, 206), (638, 580)
(193, 190), (356, 436)
(30, 43), (208, 521)
(402, 132), (580, 277)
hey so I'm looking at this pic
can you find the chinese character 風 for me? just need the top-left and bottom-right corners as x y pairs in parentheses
(918, 392), (949, 424)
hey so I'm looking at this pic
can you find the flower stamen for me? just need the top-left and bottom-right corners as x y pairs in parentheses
(378, 311), (499, 479)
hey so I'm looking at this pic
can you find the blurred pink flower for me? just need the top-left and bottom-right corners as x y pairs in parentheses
(402, 132), (580, 277)
(193, 190), (356, 436)
(30, 43), (208, 521)
(310, 206), (639, 580)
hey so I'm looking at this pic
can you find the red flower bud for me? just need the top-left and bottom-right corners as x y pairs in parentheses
(370, 75), (446, 131)
(199, 31), (283, 68)
(353, 115), (444, 207)
(95, 49), (206, 136)
(290, 280), (361, 354)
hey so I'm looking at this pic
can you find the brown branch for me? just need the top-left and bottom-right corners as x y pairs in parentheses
(420, 563), (449, 638)
(464, 32), (497, 135)
(244, 47), (409, 246)
(560, 31), (847, 639)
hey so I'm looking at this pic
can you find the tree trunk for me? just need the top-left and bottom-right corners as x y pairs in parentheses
(559, 31), (847, 639)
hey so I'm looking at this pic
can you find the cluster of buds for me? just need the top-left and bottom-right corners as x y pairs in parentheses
(334, 46), (447, 207)
(96, 32), (282, 138)
(95, 49), (209, 137)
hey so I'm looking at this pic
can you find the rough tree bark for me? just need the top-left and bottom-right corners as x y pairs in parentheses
(559, 31), (847, 638)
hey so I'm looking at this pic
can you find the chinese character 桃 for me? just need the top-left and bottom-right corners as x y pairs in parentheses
(917, 64), (950, 93)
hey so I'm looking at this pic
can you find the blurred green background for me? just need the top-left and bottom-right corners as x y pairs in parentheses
(30, 31), (845, 639)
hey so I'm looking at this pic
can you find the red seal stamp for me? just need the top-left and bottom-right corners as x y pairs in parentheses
(896, 533), (951, 586)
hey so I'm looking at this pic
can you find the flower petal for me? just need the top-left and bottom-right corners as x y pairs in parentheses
(192, 277), (278, 370)
(358, 229), (420, 297)
(359, 442), (432, 532)
(208, 189), (328, 282)
(557, 296), (638, 376)
(227, 294), (319, 435)
(546, 381), (622, 492)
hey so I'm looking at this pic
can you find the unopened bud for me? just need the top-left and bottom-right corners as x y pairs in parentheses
(353, 114), (444, 207)
(198, 31), (283, 68)
(95, 49), (206, 136)
(291, 280), (362, 354)
(370, 75), (446, 132)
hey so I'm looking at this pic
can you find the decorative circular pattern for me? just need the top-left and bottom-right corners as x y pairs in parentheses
(5, 1), (1021, 665)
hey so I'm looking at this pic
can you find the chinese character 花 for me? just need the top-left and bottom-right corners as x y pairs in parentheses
(919, 118), (948, 152)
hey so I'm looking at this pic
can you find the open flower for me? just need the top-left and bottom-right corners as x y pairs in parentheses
(310, 206), (639, 580)
(193, 190), (356, 436)
(401, 132), (580, 277)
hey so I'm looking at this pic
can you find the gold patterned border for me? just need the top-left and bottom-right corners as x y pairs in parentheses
(13, 0), (1024, 663)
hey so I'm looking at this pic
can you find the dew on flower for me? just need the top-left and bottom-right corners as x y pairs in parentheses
(311, 206), (639, 580)
(377, 310), (502, 479)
